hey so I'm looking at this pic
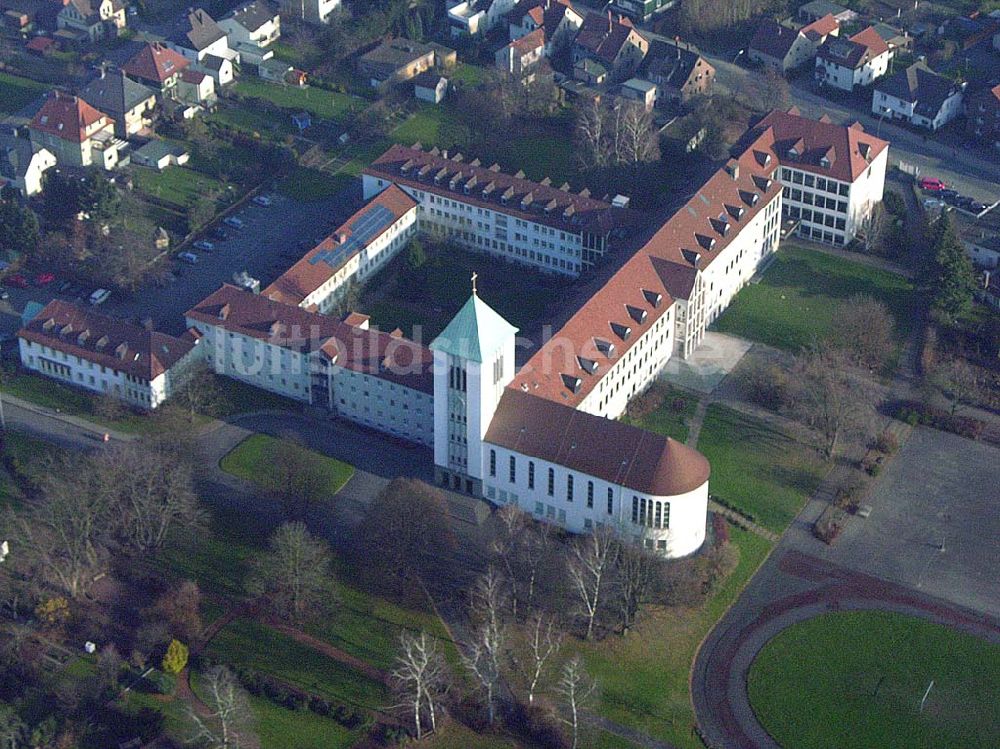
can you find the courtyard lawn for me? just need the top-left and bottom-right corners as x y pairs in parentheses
(204, 616), (389, 709)
(0, 72), (47, 114)
(276, 167), (353, 201)
(219, 434), (354, 496)
(233, 80), (361, 122)
(447, 63), (489, 87)
(622, 385), (699, 443)
(571, 527), (773, 748)
(132, 165), (225, 209)
(390, 104), (472, 150)
(748, 610), (1000, 749)
(712, 245), (917, 353)
(697, 405), (829, 533)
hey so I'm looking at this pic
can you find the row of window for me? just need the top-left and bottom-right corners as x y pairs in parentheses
(781, 168), (850, 197)
(632, 496), (670, 529)
(488, 449), (616, 514)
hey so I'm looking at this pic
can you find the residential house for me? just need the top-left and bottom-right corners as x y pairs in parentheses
(218, 0), (279, 67)
(870, 22), (912, 53)
(961, 227), (1000, 269)
(78, 68), (157, 138)
(357, 39), (453, 89)
(496, 27), (545, 77)
(26, 36), (56, 56)
(168, 8), (236, 85)
(644, 37), (715, 104)
(815, 26), (891, 92)
(748, 14), (838, 74)
(939, 13), (1000, 51)
(123, 42), (190, 95)
(873, 61), (964, 131)
(413, 72), (448, 104)
(19, 300), (201, 410)
(0, 133), (55, 196)
(609, 0), (676, 23)
(797, 0), (855, 25)
(28, 92), (124, 170)
(446, 0), (517, 37)
(573, 57), (608, 85)
(508, 0), (583, 56)
(619, 77), (656, 110)
(573, 12), (648, 83)
(743, 107), (889, 245)
(277, 0), (338, 25)
(177, 68), (216, 105)
(132, 139), (189, 170)
(56, 0), (126, 42)
(966, 83), (1000, 150)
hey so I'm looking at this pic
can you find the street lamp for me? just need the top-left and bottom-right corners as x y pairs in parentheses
(732, 49), (745, 64)
(876, 106), (891, 137)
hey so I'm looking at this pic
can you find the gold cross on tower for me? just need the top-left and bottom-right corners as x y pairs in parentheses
(471, 271), (478, 296)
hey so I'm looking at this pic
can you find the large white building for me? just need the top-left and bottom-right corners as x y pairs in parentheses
(815, 26), (891, 92)
(18, 300), (201, 410)
(743, 108), (889, 246)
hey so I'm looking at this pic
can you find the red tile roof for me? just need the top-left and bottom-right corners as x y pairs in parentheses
(818, 24), (889, 68)
(510, 0), (581, 41)
(802, 12), (839, 40)
(186, 285), (433, 393)
(850, 25), (890, 56)
(262, 184), (417, 308)
(29, 92), (111, 143)
(575, 11), (643, 65)
(123, 42), (190, 84)
(26, 36), (56, 53)
(19, 300), (197, 381)
(743, 108), (889, 183)
(485, 389), (710, 496)
(510, 26), (545, 54)
(511, 132), (782, 407)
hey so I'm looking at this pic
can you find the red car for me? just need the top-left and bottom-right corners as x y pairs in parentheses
(919, 177), (946, 191)
(34, 272), (55, 286)
(4, 274), (28, 289)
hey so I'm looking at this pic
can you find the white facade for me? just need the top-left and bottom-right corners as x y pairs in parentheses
(509, 3), (584, 55)
(219, 10), (279, 50)
(1, 146), (55, 197)
(279, 0), (339, 24)
(779, 148), (887, 245)
(447, 0), (516, 36)
(872, 86), (963, 131)
(815, 48), (890, 91)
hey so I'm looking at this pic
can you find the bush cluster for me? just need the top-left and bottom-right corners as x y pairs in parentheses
(892, 400), (985, 439)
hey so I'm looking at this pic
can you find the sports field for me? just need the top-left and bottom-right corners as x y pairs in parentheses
(748, 610), (1000, 749)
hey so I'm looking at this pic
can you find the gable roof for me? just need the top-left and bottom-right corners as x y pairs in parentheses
(262, 184), (417, 308)
(29, 92), (110, 143)
(801, 12), (838, 40)
(509, 26), (545, 54)
(223, 0), (276, 31)
(818, 25), (888, 69)
(78, 69), (156, 121)
(749, 20), (804, 61)
(645, 37), (710, 88)
(172, 8), (226, 51)
(62, 0), (124, 25)
(485, 389), (710, 496)
(19, 300), (197, 381)
(0, 135), (42, 181)
(124, 42), (190, 84)
(430, 292), (519, 363)
(876, 61), (961, 117)
(575, 12), (643, 64)
(510, 0), (581, 39)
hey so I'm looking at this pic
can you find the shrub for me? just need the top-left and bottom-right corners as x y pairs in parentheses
(875, 429), (899, 455)
(711, 512), (730, 546)
(627, 385), (666, 420)
(161, 639), (189, 675)
(35, 597), (70, 628)
(890, 400), (985, 439)
(146, 669), (176, 695)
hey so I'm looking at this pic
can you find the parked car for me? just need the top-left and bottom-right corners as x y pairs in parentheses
(194, 240), (215, 252)
(0, 291), (9, 301)
(939, 189), (959, 200)
(4, 274), (28, 288)
(211, 227), (228, 241)
(88, 288), (111, 305)
(34, 272), (55, 286)
(919, 177), (946, 191)
(922, 198), (945, 210)
(177, 252), (199, 264)
(223, 216), (244, 229)
(252, 194), (273, 207)
(966, 201), (987, 214)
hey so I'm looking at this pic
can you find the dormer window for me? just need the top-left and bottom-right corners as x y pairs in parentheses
(626, 305), (647, 324)
(642, 289), (662, 308)
(577, 356), (599, 375)
(561, 374), (582, 394)
(594, 337), (615, 357)
(77, 330), (90, 345)
(820, 156), (830, 168)
(42, 318), (55, 331)
(610, 322), (632, 341)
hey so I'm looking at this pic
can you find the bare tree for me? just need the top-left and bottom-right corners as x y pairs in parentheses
(615, 102), (659, 168)
(186, 666), (258, 749)
(391, 631), (449, 739)
(826, 295), (896, 372)
(488, 505), (526, 618)
(930, 357), (987, 416)
(247, 522), (332, 623)
(575, 98), (609, 169)
(858, 202), (888, 254)
(470, 566), (509, 638)
(613, 538), (658, 635)
(176, 364), (224, 421)
(462, 617), (505, 726)
(566, 527), (618, 640)
(265, 437), (334, 520)
(514, 614), (563, 706)
(743, 67), (790, 113)
(556, 656), (596, 749)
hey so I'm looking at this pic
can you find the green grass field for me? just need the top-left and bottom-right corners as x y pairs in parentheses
(622, 385), (699, 443)
(697, 405), (829, 532)
(276, 167), (353, 201)
(713, 245), (916, 353)
(219, 434), (354, 496)
(233, 80), (361, 122)
(572, 527), (773, 748)
(133, 165), (225, 209)
(0, 72), (47, 114)
(749, 611), (1000, 749)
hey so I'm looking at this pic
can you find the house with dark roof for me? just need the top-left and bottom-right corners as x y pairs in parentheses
(276, 0), (338, 25)
(643, 37), (714, 103)
(748, 14), (838, 74)
(56, 0), (125, 42)
(815, 25), (892, 91)
(27, 92), (124, 170)
(966, 82), (1000, 151)
(413, 71), (448, 103)
(167, 8), (236, 84)
(609, 0), (676, 23)
(123, 42), (190, 93)
(78, 67), (157, 137)
(18, 300), (201, 410)
(0, 133), (55, 196)
(357, 39), (453, 88)
(572, 12), (648, 83)
(873, 61), (964, 131)
(218, 0), (280, 66)
(797, 0), (854, 24)
(508, 0), (583, 56)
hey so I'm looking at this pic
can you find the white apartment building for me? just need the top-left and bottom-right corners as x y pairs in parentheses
(363, 145), (629, 277)
(263, 185), (418, 312)
(18, 300), (201, 410)
(815, 26), (891, 92)
(186, 285), (434, 446)
(747, 108), (888, 245)
(872, 61), (964, 131)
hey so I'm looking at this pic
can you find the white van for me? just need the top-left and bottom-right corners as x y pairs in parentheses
(89, 288), (111, 306)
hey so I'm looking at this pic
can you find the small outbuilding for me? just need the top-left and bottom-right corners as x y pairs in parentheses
(291, 111), (311, 131)
(132, 140), (190, 171)
(413, 71), (448, 104)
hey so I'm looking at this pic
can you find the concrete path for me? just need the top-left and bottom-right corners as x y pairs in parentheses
(707, 501), (780, 544)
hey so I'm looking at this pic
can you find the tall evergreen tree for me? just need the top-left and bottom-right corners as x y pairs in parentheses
(929, 212), (976, 324)
(0, 188), (40, 257)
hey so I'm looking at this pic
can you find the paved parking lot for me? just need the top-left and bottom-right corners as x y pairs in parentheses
(0, 183), (362, 337)
(792, 427), (1000, 618)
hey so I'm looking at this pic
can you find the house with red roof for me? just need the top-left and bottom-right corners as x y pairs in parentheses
(123, 42), (190, 93)
(27, 91), (123, 170)
(508, 0), (583, 56)
(572, 11), (648, 83)
(496, 26), (545, 77)
(815, 25), (892, 91)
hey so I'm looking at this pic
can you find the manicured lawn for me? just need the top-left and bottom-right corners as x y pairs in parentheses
(749, 611), (1000, 749)
(212, 376), (302, 417)
(205, 617), (389, 709)
(697, 405), (829, 532)
(276, 167), (353, 201)
(133, 165), (225, 209)
(391, 104), (471, 150)
(447, 63), (488, 87)
(0, 72), (47, 114)
(233, 80), (361, 122)
(712, 245), (917, 353)
(219, 434), (354, 496)
(572, 527), (773, 748)
(622, 385), (699, 443)
(207, 105), (295, 138)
